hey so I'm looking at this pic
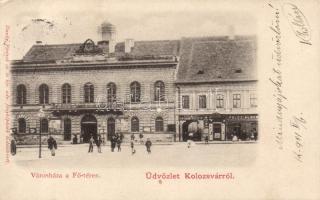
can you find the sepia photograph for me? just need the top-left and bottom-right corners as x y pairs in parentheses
(1, 0), (319, 199)
(9, 6), (258, 169)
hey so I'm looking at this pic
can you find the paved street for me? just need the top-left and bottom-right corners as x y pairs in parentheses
(12, 142), (257, 169)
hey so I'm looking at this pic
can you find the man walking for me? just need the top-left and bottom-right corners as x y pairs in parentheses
(145, 138), (152, 154)
(47, 135), (57, 156)
(116, 134), (122, 152)
(10, 136), (17, 156)
(96, 135), (102, 153)
(130, 140), (136, 155)
(88, 135), (94, 153)
(139, 133), (144, 144)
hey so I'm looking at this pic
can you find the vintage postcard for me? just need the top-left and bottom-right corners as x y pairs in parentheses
(0, 0), (319, 199)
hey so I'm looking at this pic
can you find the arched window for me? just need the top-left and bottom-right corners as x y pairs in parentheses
(130, 81), (141, 103)
(39, 84), (49, 104)
(107, 82), (117, 103)
(155, 117), (164, 132)
(131, 117), (139, 132)
(40, 118), (48, 133)
(84, 83), (94, 103)
(18, 118), (26, 133)
(154, 81), (165, 101)
(17, 84), (27, 105)
(62, 83), (71, 104)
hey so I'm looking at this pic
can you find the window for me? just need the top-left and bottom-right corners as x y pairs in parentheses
(155, 117), (164, 132)
(199, 95), (207, 109)
(154, 81), (165, 101)
(62, 83), (71, 104)
(182, 95), (190, 109)
(130, 81), (141, 103)
(107, 82), (116, 103)
(216, 94), (224, 108)
(84, 83), (94, 103)
(39, 84), (49, 104)
(18, 118), (26, 133)
(131, 117), (139, 132)
(250, 93), (257, 107)
(17, 84), (27, 105)
(233, 94), (241, 108)
(40, 118), (48, 133)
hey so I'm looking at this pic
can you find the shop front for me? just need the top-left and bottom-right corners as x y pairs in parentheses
(179, 113), (258, 142)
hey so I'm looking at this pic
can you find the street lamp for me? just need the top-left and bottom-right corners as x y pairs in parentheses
(38, 108), (45, 158)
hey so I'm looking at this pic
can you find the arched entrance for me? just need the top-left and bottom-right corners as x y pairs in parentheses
(182, 120), (193, 141)
(182, 120), (201, 141)
(81, 114), (97, 143)
(107, 118), (115, 141)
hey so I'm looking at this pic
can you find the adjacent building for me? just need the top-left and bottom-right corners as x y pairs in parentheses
(10, 22), (258, 144)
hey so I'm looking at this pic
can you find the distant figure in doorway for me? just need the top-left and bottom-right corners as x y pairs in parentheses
(145, 138), (152, 154)
(232, 135), (238, 142)
(10, 136), (17, 156)
(47, 136), (57, 156)
(253, 128), (258, 141)
(88, 136), (94, 153)
(130, 140), (136, 155)
(96, 135), (102, 153)
(139, 133), (144, 144)
(73, 135), (78, 144)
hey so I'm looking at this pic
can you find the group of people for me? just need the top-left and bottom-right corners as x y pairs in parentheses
(11, 135), (58, 157)
(110, 132), (124, 152)
(88, 134), (103, 153)
(130, 133), (152, 155)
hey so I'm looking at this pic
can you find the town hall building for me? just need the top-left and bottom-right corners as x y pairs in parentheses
(10, 22), (258, 144)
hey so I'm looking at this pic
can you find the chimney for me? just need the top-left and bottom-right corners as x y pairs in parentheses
(228, 25), (235, 40)
(125, 39), (134, 53)
(98, 21), (116, 53)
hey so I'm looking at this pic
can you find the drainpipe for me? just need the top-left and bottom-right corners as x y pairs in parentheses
(176, 86), (181, 142)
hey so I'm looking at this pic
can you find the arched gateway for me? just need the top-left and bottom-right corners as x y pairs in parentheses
(81, 114), (97, 143)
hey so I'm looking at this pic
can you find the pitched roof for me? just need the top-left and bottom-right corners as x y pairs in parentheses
(23, 43), (81, 62)
(18, 35), (257, 83)
(176, 36), (257, 83)
(22, 40), (180, 62)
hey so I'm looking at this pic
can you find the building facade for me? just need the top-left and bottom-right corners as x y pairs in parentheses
(10, 23), (258, 144)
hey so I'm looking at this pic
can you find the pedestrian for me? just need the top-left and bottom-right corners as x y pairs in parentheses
(96, 135), (102, 153)
(205, 135), (209, 144)
(88, 135), (94, 153)
(253, 128), (258, 141)
(116, 136), (122, 152)
(47, 135), (57, 156)
(73, 135), (78, 144)
(80, 134), (84, 144)
(187, 139), (192, 148)
(120, 132), (124, 141)
(130, 140), (136, 155)
(10, 136), (17, 156)
(111, 134), (117, 152)
(130, 133), (135, 141)
(145, 138), (152, 154)
(139, 133), (144, 144)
